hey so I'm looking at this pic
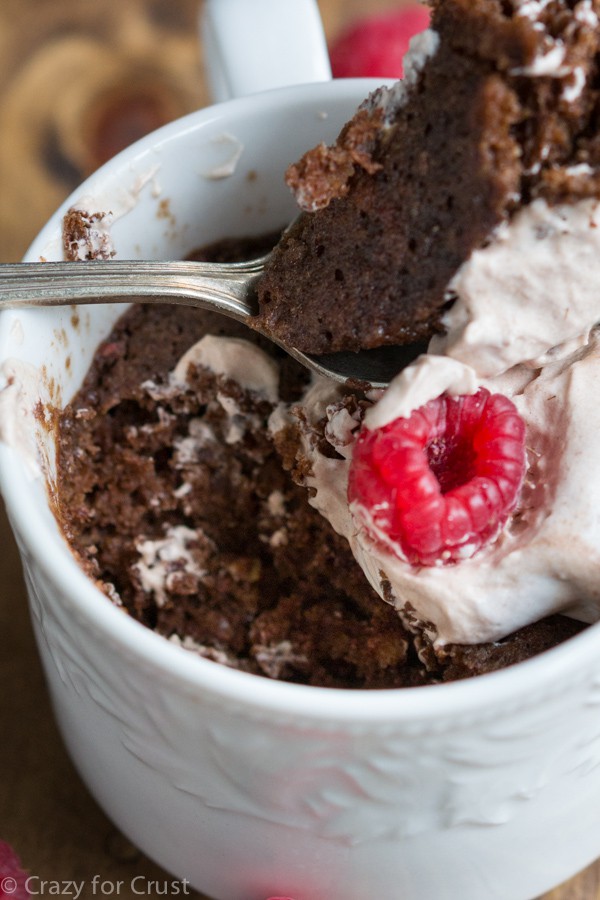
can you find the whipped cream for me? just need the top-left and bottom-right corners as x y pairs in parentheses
(286, 193), (600, 645)
(434, 199), (600, 377)
(172, 335), (279, 401)
(175, 289), (600, 645)
(364, 355), (479, 430)
(134, 525), (211, 608)
(366, 29), (440, 125)
(292, 334), (600, 646)
(283, 182), (600, 644)
(269, 160), (600, 643)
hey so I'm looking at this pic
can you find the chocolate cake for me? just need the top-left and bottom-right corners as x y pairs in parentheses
(256, 0), (600, 353)
(53, 236), (585, 689)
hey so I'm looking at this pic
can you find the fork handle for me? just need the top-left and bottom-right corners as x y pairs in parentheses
(0, 258), (266, 321)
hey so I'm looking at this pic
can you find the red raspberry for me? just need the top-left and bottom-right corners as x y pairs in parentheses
(329, 5), (431, 79)
(0, 841), (30, 900)
(348, 389), (527, 566)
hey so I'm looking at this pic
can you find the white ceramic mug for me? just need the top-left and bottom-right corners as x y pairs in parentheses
(2, 3), (600, 899)
(201, 0), (331, 101)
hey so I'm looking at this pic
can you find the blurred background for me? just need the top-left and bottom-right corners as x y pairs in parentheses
(0, 1), (595, 897)
(0, 0), (420, 263)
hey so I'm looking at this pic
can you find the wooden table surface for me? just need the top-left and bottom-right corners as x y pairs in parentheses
(0, 1), (598, 897)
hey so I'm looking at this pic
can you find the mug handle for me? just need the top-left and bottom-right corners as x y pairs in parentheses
(201, 0), (332, 102)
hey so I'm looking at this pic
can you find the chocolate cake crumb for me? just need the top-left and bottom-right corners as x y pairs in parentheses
(53, 232), (585, 688)
(420, 615), (586, 682)
(63, 208), (115, 261)
(256, 0), (600, 354)
(286, 107), (384, 212)
(55, 300), (428, 688)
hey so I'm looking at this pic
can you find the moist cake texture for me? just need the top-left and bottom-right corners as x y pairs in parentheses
(53, 238), (584, 689)
(256, 0), (600, 353)
(53, 0), (596, 686)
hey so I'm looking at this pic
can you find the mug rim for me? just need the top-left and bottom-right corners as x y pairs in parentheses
(24, 77), (386, 260)
(2, 78), (598, 726)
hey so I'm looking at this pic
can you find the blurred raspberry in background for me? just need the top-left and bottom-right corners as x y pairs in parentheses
(0, 841), (30, 899)
(329, 4), (431, 79)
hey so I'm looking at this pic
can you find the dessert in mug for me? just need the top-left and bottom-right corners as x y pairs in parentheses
(54, 0), (600, 687)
